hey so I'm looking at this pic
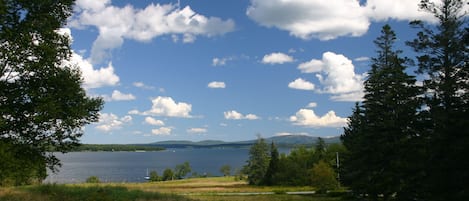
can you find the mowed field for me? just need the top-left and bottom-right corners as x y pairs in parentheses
(0, 177), (344, 201)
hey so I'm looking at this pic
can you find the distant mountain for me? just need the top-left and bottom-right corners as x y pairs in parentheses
(150, 135), (341, 148)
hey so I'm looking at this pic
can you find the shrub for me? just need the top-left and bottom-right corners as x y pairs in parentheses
(85, 176), (101, 183)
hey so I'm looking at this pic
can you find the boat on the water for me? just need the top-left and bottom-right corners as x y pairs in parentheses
(144, 168), (150, 180)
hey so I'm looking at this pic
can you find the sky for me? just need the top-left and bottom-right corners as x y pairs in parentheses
(64, 0), (442, 144)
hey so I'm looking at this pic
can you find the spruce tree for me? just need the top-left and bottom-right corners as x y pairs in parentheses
(407, 0), (468, 200)
(342, 25), (421, 200)
(262, 142), (279, 185)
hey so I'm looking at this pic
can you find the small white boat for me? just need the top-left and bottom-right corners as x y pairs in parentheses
(144, 168), (150, 180)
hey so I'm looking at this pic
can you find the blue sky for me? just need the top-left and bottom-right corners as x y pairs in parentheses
(65, 0), (439, 144)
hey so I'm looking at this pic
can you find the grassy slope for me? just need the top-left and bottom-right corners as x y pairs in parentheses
(0, 177), (344, 201)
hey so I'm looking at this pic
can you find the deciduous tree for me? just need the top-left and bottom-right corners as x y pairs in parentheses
(0, 0), (103, 185)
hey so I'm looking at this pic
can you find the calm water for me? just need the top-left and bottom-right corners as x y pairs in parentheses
(45, 148), (250, 183)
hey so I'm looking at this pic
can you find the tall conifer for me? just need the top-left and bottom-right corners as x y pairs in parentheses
(342, 25), (421, 200)
(407, 0), (468, 200)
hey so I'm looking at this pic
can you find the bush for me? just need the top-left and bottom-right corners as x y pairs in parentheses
(85, 176), (101, 183)
(310, 160), (338, 193)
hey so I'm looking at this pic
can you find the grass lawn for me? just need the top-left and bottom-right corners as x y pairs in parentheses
(0, 177), (346, 201)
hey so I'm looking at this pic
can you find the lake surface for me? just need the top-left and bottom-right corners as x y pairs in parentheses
(45, 148), (251, 183)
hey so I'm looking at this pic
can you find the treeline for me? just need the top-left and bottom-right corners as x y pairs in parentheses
(66, 144), (165, 152)
(340, 1), (468, 201)
(244, 137), (345, 193)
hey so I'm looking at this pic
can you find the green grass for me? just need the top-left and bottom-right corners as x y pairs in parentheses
(0, 184), (192, 201)
(0, 177), (347, 201)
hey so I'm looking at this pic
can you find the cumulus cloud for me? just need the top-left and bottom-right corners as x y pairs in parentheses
(261, 52), (294, 64)
(144, 117), (165, 126)
(247, 0), (369, 40)
(365, 0), (436, 22)
(151, 127), (172, 135)
(306, 102), (317, 108)
(58, 28), (120, 89)
(247, 0), (439, 41)
(103, 90), (135, 101)
(71, 0), (235, 64)
(144, 96), (192, 118)
(187, 128), (207, 134)
(208, 81), (226, 89)
(288, 78), (315, 91)
(290, 109), (347, 128)
(95, 113), (132, 132)
(224, 110), (259, 120)
(300, 51), (365, 102)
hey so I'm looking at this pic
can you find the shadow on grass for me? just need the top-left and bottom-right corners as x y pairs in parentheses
(0, 184), (194, 201)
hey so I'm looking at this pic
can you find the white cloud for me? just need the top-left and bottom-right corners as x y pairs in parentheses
(106, 90), (135, 101)
(275, 132), (310, 137)
(261, 52), (294, 64)
(298, 59), (324, 73)
(354, 56), (370, 62)
(133, 82), (155, 90)
(151, 127), (172, 135)
(95, 113), (132, 132)
(212, 57), (233, 66)
(144, 117), (165, 126)
(306, 102), (317, 108)
(144, 96), (192, 118)
(71, 1), (235, 64)
(208, 81), (226, 89)
(224, 110), (259, 120)
(247, 0), (369, 40)
(301, 52), (365, 102)
(187, 128), (207, 134)
(288, 78), (315, 91)
(58, 28), (120, 89)
(365, 0), (436, 22)
(247, 0), (440, 41)
(128, 109), (140, 115)
(290, 109), (347, 128)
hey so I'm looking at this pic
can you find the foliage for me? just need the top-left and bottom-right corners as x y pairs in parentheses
(0, 0), (103, 185)
(162, 168), (174, 181)
(85, 176), (101, 183)
(149, 171), (160, 182)
(244, 137), (270, 185)
(174, 161), (192, 179)
(0, 140), (46, 186)
(342, 24), (423, 200)
(407, 0), (469, 200)
(262, 142), (279, 185)
(311, 161), (338, 194)
(220, 164), (232, 176)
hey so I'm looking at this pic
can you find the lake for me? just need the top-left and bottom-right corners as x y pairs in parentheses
(45, 148), (251, 183)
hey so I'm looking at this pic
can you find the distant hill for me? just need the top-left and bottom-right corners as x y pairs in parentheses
(150, 135), (341, 149)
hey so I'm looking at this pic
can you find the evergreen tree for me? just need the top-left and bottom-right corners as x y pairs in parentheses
(314, 137), (326, 161)
(342, 25), (421, 200)
(244, 137), (269, 185)
(262, 142), (279, 185)
(0, 0), (103, 185)
(407, 0), (468, 200)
